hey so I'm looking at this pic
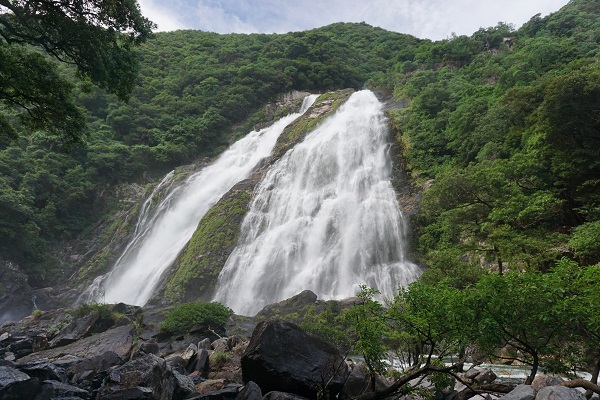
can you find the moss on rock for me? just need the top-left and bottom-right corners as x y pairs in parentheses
(159, 187), (253, 304)
(155, 89), (355, 306)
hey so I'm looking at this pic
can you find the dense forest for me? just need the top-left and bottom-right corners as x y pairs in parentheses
(1, 0), (599, 301)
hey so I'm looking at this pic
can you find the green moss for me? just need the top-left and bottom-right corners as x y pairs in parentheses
(272, 89), (353, 160)
(162, 189), (252, 304)
(160, 302), (233, 335)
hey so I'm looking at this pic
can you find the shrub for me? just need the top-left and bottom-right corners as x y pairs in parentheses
(161, 302), (233, 335)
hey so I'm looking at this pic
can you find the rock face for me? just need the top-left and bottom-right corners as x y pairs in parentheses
(0, 261), (34, 325)
(241, 320), (350, 399)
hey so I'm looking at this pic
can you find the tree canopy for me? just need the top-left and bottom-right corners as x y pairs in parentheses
(0, 0), (154, 146)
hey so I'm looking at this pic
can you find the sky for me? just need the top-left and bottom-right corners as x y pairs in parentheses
(137, 0), (571, 40)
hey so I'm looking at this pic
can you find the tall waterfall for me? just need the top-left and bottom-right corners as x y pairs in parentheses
(214, 90), (421, 315)
(80, 95), (318, 306)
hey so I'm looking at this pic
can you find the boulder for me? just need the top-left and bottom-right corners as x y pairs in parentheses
(17, 325), (134, 364)
(340, 362), (371, 398)
(212, 338), (229, 353)
(532, 375), (564, 392)
(0, 365), (41, 399)
(182, 343), (198, 362)
(172, 370), (197, 399)
(499, 384), (537, 400)
(473, 368), (497, 384)
(197, 379), (226, 394)
(19, 361), (67, 382)
(37, 380), (90, 399)
(241, 320), (350, 399)
(98, 354), (176, 400)
(535, 386), (586, 400)
(190, 384), (240, 400)
(198, 338), (212, 351)
(262, 392), (309, 400)
(188, 349), (209, 375)
(236, 381), (262, 400)
(67, 351), (123, 387)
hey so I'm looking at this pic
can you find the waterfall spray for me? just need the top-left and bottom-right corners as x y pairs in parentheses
(79, 95), (318, 306)
(214, 90), (421, 315)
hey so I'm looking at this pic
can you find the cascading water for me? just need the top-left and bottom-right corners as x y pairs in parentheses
(79, 95), (318, 306)
(214, 90), (421, 316)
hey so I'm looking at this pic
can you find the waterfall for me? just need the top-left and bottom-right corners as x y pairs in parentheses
(214, 90), (421, 316)
(80, 95), (318, 306)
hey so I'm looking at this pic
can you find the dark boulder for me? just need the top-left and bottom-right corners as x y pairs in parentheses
(17, 325), (134, 365)
(19, 361), (67, 383)
(235, 381), (262, 400)
(67, 350), (123, 388)
(241, 320), (350, 399)
(262, 392), (309, 400)
(0, 365), (41, 399)
(38, 380), (90, 399)
(98, 354), (176, 400)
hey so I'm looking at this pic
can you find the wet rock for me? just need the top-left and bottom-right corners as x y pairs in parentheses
(197, 379), (226, 394)
(67, 351), (123, 387)
(198, 338), (212, 351)
(173, 370), (197, 399)
(241, 320), (350, 399)
(341, 362), (371, 398)
(535, 386), (585, 400)
(191, 384), (241, 400)
(97, 385), (154, 399)
(262, 392), (309, 400)
(49, 312), (100, 348)
(182, 343), (198, 362)
(499, 384), (537, 400)
(20, 361), (67, 382)
(188, 349), (209, 375)
(473, 368), (497, 384)
(6, 338), (33, 359)
(139, 341), (160, 355)
(17, 325), (134, 364)
(212, 338), (229, 352)
(0, 365), (41, 399)
(0, 365), (30, 387)
(532, 375), (564, 392)
(235, 381), (262, 400)
(166, 356), (187, 375)
(99, 354), (175, 399)
(38, 380), (90, 399)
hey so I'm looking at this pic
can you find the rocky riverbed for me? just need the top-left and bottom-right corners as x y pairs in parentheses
(0, 291), (591, 400)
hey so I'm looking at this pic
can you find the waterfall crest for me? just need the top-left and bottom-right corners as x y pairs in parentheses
(214, 90), (421, 315)
(79, 95), (318, 306)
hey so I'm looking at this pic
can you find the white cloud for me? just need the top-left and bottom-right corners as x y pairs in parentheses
(138, 0), (570, 39)
(137, 0), (191, 32)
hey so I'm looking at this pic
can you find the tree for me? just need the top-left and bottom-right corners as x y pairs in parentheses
(0, 0), (154, 146)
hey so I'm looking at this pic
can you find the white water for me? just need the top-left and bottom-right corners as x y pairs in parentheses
(80, 95), (318, 306)
(214, 90), (421, 315)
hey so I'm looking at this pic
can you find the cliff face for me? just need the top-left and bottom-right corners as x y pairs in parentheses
(151, 89), (354, 306)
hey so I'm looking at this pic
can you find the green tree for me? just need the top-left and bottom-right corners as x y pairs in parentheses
(0, 0), (154, 145)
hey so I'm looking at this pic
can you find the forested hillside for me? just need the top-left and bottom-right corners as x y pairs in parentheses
(1, 0), (599, 291)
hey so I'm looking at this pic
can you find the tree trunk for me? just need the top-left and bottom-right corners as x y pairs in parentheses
(560, 379), (600, 396)
(586, 359), (600, 399)
(524, 354), (538, 385)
